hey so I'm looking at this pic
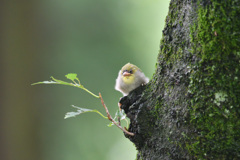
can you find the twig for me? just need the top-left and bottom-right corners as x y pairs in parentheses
(99, 93), (134, 136)
(118, 117), (121, 126)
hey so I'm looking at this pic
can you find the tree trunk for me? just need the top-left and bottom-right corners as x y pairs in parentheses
(120, 0), (240, 159)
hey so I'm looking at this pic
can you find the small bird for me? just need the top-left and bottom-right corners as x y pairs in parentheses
(115, 63), (149, 96)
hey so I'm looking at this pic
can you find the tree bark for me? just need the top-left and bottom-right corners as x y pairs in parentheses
(120, 0), (240, 159)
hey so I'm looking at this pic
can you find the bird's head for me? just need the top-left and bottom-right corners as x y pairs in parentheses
(120, 63), (140, 84)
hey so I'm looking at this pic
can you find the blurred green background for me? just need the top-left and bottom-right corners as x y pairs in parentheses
(0, 0), (170, 160)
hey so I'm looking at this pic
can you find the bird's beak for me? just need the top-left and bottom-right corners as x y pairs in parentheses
(123, 71), (131, 77)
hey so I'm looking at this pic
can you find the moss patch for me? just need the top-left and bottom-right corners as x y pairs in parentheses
(188, 1), (240, 159)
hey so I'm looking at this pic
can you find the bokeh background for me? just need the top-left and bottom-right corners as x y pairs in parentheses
(0, 0), (170, 160)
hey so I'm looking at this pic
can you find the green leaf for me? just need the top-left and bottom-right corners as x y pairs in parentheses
(31, 80), (57, 85)
(64, 105), (108, 119)
(50, 76), (71, 85)
(107, 122), (114, 127)
(118, 110), (126, 120)
(65, 73), (78, 82)
(64, 105), (92, 119)
(107, 110), (127, 127)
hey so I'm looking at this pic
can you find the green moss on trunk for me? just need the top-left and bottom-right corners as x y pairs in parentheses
(188, 1), (240, 159)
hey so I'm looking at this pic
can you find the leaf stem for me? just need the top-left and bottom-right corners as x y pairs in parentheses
(80, 87), (100, 98)
(89, 110), (108, 119)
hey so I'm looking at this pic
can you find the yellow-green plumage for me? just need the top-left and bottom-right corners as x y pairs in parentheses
(115, 63), (149, 96)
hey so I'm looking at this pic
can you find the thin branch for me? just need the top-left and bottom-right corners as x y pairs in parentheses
(99, 93), (134, 136)
(118, 117), (121, 126)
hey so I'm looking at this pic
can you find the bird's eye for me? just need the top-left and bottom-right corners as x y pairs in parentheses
(129, 69), (133, 74)
(122, 70), (127, 74)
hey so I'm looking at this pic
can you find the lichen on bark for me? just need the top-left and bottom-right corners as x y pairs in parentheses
(120, 0), (240, 160)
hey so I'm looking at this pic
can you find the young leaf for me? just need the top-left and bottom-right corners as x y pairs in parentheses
(65, 73), (79, 82)
(31, 81), (57, 85)
(64, 105), (91, 119)
(107, 122), (114, 127)
(118, 109), (126, 120)
(64, 105), (108, 119)
(50, 76), (71, 85)
(107, 110), (127, 127)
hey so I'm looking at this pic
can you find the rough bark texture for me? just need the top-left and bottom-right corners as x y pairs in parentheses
(121, 0), (240, 159)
